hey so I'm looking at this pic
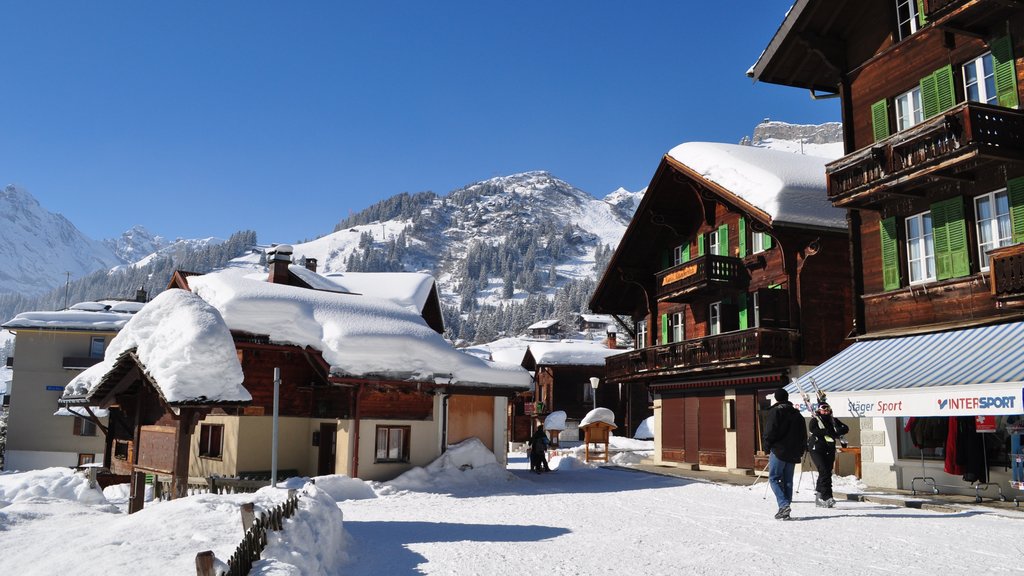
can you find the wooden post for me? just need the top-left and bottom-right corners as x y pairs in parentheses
(195, 551), (215, 576)
(128, 470), (146, 514)
(240, 502), (256, 532)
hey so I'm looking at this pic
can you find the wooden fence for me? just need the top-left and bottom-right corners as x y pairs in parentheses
(195, 489), (301, 576)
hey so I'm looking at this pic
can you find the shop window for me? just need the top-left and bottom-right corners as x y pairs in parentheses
(899, 416), (1013, 469)
(199, 423), (224, 459)
(375, 425), (410, 463)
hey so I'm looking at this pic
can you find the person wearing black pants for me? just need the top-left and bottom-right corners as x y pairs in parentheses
(807, 402), (850, 507)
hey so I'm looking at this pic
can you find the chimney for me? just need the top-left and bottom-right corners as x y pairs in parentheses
(605, 328), (617, 349)
(305, 257), (318, 273)
(267, 244), (294, 284)
(135, 287), (148, 303)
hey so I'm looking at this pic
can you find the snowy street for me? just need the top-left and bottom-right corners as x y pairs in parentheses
(1, 443), (1022, 575)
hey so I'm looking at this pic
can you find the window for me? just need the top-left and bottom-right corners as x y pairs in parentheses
(963, 53), (997, 104)
(113, 440), (130, 461)
(77, 453), (95, 467)
(708, 232), (719, 257)
(895, 0), (920, 40)
(672, 244), (687, 266)
(895, 87), (923, 131)
(709, 302), (721, 336)
(670, 312), (684, 343)
(975, 189), (1012, 270)
(752, 292), (761, 328)
(73, 417), (97, 437)
(636, 319), (647, 348)
(89, 337), (105, 359)
(751, 231), (767, 254)
(375, 425), (410, 463)
(198, 424), (224, 459)
(905, 211), (935, 284)
(583, 382), (594, 404)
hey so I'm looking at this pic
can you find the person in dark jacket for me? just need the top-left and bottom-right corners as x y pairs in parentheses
(762, 388), (807, 520)
(807, 402), (850, 507)
(529, 425), (550, 474)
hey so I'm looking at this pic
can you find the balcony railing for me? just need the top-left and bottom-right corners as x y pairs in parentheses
(63, 356), (102, 370)
(827, 103), (1024, 206)
(990, 243), (1024, 302)
(923, 0), (1022, 31)
(605, 328), (800, 382)
(655, 254), (749, 302)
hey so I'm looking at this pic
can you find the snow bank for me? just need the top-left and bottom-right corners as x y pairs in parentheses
(381, 438), (516, 493)
(252, 483), (348, 575)
(0, 467), (107, 506)
(634, 416), (654, 439)
(311, 474), (377, 501)
(544, 410), (567, 431)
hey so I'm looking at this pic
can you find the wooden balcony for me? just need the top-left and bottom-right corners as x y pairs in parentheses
(826, 103), (1024, 207)
(655, 254), (749, 302)
(605, 328), (800, 383)
(990, 243), (1024, 305)
(924, 0), (1022, 35)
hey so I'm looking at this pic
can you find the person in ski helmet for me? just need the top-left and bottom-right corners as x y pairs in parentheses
(807, 401), (850, 507)
(762, 388), (807, 520)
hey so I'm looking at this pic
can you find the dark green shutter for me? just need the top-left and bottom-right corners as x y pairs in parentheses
(738, 217), (747, 257)
(1008, 177), (1024, 244)
(921, 66), (954, 118)
(992, 35), (1020, 109)
(660, 313), (669, 345)
(697, 234), (705, 256)
(932, 197), (969, 280)
(662, 249), (670, 269)
(916, 0), (927, 28)
(682, 244), (691, 263)
(880, 217), (900, 291)
(738, 293), (748, 330)
(871, 100), (890, 142)
(717, 224), (728, 256)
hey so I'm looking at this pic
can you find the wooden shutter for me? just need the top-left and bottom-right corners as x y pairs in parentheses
(932, 197), (969, 280)
(756, 287), (789, 328)
(738, 217), (747, 257)
(717, 224), (728, 256)
(880, 217), (900, 291)
(763, 233), (772, 250)
(661, 313), (669, 346)
(662, 249), (670, 269)
(921, 66), (954, 118)
(916, 0), (927, 27)
(872, 100), (890, 142)
(682, 244), (691, 263)
(992, 35), (1020, 109)
(697, 234), (705, 256)
(737, 292), (748, 330)
(1009, 177), (1024, 244)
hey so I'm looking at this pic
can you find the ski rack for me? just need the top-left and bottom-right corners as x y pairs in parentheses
(910, 429), (1007, 504)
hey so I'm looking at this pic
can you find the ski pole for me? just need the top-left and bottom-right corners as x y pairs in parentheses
(749, 461), (769, 487)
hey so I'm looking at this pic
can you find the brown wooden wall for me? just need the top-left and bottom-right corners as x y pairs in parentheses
(797, 230), (855, 364)
(238, 345), (353, 419)
(661, 396), (685, 462)
(360, 389), (433, 420)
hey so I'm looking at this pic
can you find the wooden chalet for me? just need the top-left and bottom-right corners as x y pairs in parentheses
(751, 0), (1024, 491)
(589, 144), (853, 473)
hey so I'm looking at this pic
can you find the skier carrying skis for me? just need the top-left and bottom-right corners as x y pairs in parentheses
(762, 388), (807, 520)
(807, 402), (850, 507)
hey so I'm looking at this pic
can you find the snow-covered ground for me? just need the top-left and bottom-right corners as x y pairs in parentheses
(1, 438), (1021, 575)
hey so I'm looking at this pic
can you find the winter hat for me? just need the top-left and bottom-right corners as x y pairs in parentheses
(816, 402), (831, 412)
(774, 388), (789, 403)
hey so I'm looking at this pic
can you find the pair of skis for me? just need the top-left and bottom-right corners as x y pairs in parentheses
(795, 376), (849, 449)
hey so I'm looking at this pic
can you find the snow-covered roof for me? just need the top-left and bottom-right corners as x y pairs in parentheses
(62, 289), (250, 406)
(526, 341), (619, 366)
(285, 266), (437, 314)
(190, 269), (529, 389)
(667, 142), (845, 230)
(527, 319), (560, 330)
(2, 302), (140, 331)
(580, 407), (617, 427)
(578, 314), (614, 324)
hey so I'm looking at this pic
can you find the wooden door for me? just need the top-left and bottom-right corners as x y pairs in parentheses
(317, 423), (337, 476)
(448, 395), (495, 451)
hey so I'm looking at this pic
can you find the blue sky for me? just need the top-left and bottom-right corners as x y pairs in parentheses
(3, 1), (838, 244)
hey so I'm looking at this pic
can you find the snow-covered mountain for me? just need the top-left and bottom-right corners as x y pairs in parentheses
(0, 185), (123, 295)
(103, 225), (169, 263)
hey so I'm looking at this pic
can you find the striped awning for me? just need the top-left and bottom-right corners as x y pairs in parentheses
(787, 321), (1024, 418)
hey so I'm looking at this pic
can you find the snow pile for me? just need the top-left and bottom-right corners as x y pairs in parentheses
(381, 438), (515, 493)
(544, 410), (567, 431)
(63, 289), (250, 404)
(633, 416), (655, 439)
(579, 407), (616, 427)
(550, 455), (596, 471)
(0, 467), (107, 506)
(311, 474), (377, 501)
(526, 340), (619, 366)
(252, 483), (348, 575)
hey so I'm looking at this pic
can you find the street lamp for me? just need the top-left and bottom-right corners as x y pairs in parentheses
(589, 377), (600, 411)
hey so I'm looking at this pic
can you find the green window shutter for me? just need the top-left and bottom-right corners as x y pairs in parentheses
(935, 65), (955, 113)
(697, 234), (705, 256)
(682, 244), (691, 263)
(717, 224), (729, 256)
(763, 233), (772, 249)
(662, 249), (670, 269)
(660, 313), (669, 345)
(871, 100), (890, 142)
(992, 35), (1020, 109)
(738, 293), (748, 330)
(1009, 177), (1024, 244)
(738, 217), (747, 257)
(916, 0), (927, 27)
(932, 197), (970, 280)
(920, 73), (939, 118)
(880, 217), (900, 291)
